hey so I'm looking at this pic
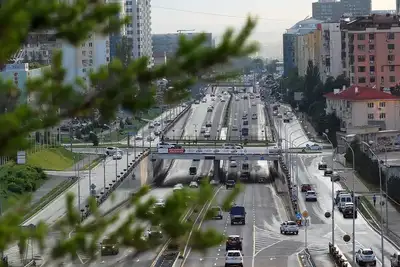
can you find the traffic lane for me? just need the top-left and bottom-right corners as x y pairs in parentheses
(300, 154), (398, 266)
(163, 106), (192, 139)
(85, 188), (175, 267)
(183, 185), (255, 267)
(199, 95), (228, 139)
(183, 100), (210, 137)
(25, 150), (144, 226)
(277, 106), (312, 148)
(253, 240), (303, 267)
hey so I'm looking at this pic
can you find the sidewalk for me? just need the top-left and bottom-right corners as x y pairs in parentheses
(333, 154), (400, 244)
(296, 112), (326, 143)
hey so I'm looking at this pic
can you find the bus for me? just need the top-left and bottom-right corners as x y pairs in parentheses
(189, 167), (197, 175)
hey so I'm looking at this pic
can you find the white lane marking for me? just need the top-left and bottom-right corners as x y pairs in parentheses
(253, 240), (284, 257)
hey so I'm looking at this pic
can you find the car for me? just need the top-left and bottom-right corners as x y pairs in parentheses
(226, 180), (235, 189)
(337, 194), (353, 211)
(324, 168), (333, 176)
(318, 162), (327, 170)
(154, 130), (161, 136)
(283, 118), (290, 123)
(112, 152), (122, 160)
(243, 120), (248, 126)
(211, 98), (215, 101)
(206, 121), (212, 127)
(154, 121), (161, 126)
(210, 180), (219, 186)
(211, 94), (215, 97)
(211, 206), (223, 220)
(189, 181), (198, 188)
(135, 135), (143, 140)
(207, 106), (213, 112)
(226, 235), (242, 251)
(105, 147), (119, 156)
(356, 248), (376, 266)
(390, 251), (400, 267)
(242, 113), (248, 119)
(202, 98), (207, 103)
(251, 102), (256, 106)
(272, 111), (278, 116)
(231, 125), (238, 131)
(307, 144), (322, 150)
(235, 97), (240, 101)
(301, 184), (312, 192)
(148, 123), (154, 129)
(204, 131), (211, 138)
(277, 114), (282, 118)
(154, 198), (165, 208)
(147, 135), (155, 141)
(280, 221), (299, 235)
(147, 226), (163, 239)
(252, 113), (257, 120)
(225, 250), (243, 267)
(342, 202), (357, 218)
(230, 160), (237, 168)
(173, 184), (184, 191)
(101, 237), (119, 256)
(305, 190), (317, 201)
(221, 98), (226, 102)
(195, 100), (200, 104)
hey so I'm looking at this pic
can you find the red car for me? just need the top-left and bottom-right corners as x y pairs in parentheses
(301, 184), (312, 192)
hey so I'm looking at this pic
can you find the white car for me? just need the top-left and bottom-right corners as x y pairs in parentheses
(251, 102), (256, 106)
(231, 125), (238, 131)
(135, 135), (143, 140)
(305, 190), (317, 202)
(230, 160), (237, 168)
(205, 121), (212, 127)
(202, 99), (207, 103)
(235, 97), (239, 101)
(221, 98), (226, 102)
(189, 181), (198, 188)
(195, 100), (200, 104)
(112, 152), (122, 160)
(204, 131), (211, 138)
(280, 221), (299, 235)
(148, 123), (154, 129)
(307, 144), (322, 150)
(225, 250), (243, 267)
(173, 184), (184, 191)
(200, 126), (206, 133)
(356, 248), (376, 266)
(105, 147), (119, 156)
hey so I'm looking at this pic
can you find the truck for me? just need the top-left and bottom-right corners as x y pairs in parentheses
(230, 206), (246, 225)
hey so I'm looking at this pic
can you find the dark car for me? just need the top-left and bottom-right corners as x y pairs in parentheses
(343, 204), (357, 219)
(226, 180), (235, 189)
(226, 235), (242, 251)
(301, 184), (312, 192)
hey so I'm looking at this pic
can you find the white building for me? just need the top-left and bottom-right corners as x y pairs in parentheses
(107, 0), (127, 36)
(125, 0), (153, 65)
(325, 85), (400, 132)
(319, 22), (342, 82)
(62, 33), (110, 89)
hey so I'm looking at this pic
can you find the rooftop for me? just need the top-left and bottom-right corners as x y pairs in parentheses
(324, 85), (400, 100)
(286, 18), (323, 34)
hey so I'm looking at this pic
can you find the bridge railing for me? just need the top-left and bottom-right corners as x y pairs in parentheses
(164, 135), (271, 144)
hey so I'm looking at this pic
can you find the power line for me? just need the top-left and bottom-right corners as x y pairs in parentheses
(152, 5), (297, 22)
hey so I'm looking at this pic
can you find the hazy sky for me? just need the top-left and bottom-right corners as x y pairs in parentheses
(151, 0), (395, 58)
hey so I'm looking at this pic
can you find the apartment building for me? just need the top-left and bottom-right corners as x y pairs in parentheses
(319, 22), (342, 81)
(294, 28), (322, 76)
(341, 14), (400, 89)
(312, 0), (344, 21)
(125, 0), (153, 64)
(62, 34), (110, 89)
(341, 0), (371, 17)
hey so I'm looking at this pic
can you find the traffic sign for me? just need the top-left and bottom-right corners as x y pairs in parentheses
(90, 183), (96, 189)
(302, 210), (309, 218)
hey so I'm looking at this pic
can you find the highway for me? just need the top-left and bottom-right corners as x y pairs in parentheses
(163, 87), (230, 185)
(4, 105), (191, 266)
(276, 105), (399, 267)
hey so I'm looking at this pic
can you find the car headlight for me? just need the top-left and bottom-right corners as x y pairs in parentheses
(112, 246), (115, 248)
(102, 246), (105, 249)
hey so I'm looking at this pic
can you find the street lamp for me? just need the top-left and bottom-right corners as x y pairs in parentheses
(323, 132), (339, 247)
(341, 136), (356, 267)
(361, 140), (385, 267)
(289, 128), (303, 176)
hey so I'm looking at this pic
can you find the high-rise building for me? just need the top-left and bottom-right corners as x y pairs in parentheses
(341, 0), (371, 17)
(319, 22), (342, 81)
(282, 18), (323, 76)
(341, 14), (400, 89)
(62, 33), (110, 89)
(397, 0), (400, 15)
(312, 1), (344, 21)
(125, 0), (153, 64)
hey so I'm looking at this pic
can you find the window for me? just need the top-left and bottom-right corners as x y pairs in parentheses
(368, 114), (374, 119)
(126, 1), (132, 4)
(358, 45), (365, 51)
(357, 33), (365, 40)
(358, 66), (366, 72)
(88, 42), (92, 47)
(81, 43), (85, 47)
(367, 102), (374, 108)
(82, 51), (86, 56)
(387, 32), (395, 40)
(388, 55), (395, 61)
(369, 33), (374, 40)
(369, 55), (375, 62)
(126, 8), (132, 12)
(370, 66), (375, 72)
(388, 44), (395, 50)
(370, 76), (376, 83)
(380, 113), (386, 119)
(389, 65), (395, 72)
(358, 77), (366, 83)
(89, 51), (92, 55)
(379, 102), (386, 108)
(82, 68), (86, 73)
(369, 44), (375, 50)
(390, 76), (396, 82)
(358, 55), (365, 62)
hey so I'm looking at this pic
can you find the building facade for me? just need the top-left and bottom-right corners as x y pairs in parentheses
(341, 0), (371, 17)
(283, 18), (323, 77)
(0, 63), (48, 105)
(295, 29), (322, 76)
(325, 85), (400, 131)
(341, 14), (400, 89)
(62, 34), (110, 89)
(152, 32), (213, 58)
(319, 22), (342, 81)
(312, 0), (344, 21)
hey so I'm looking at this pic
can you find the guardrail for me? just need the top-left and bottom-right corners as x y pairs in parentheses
(164, 136), (270, 143)
(328, 242), (349, 267)
(298, 249), (316, 267)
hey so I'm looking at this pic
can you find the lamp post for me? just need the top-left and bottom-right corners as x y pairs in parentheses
(284, 123), (296, 164)
(361, 140), (385, 267)
(289, 128), (303, 177)
(323, 132), (339, 247)
(341, 137), (356, 267)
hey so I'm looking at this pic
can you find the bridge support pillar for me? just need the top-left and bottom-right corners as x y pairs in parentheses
(213, 160), (223, 182)
(273, 160), (279, 171)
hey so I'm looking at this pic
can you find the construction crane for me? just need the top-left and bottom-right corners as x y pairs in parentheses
(176, 29), (195, 34)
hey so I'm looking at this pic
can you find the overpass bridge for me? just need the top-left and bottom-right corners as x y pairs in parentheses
(164, 136), (271, 145)
(209, 82), (253, 87)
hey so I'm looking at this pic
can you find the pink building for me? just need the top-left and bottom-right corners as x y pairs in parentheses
(341, 14), (400, 90)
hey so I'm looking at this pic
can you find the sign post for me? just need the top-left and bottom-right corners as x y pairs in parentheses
(302, 210), (309, 249)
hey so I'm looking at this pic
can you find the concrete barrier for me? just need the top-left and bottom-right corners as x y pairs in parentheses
(328, 242), (349, 267)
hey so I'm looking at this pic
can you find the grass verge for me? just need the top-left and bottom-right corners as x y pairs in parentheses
(27, 147), (83, 170)
(82, 156), (104, 170)
(23, 177), (77, 222)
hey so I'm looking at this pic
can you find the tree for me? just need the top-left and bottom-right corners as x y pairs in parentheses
(266, 59), (279, 73)
(115, 36), (133, 67)
(0, 0), (258, 264)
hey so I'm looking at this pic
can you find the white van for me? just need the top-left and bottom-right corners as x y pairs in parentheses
(337, 193), (353, 211)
